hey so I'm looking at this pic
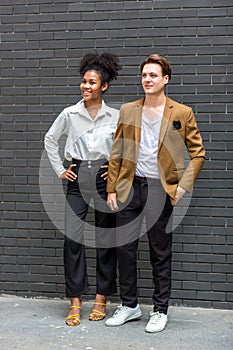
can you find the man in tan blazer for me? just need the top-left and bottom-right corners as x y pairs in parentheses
(105, 54), (205, 332)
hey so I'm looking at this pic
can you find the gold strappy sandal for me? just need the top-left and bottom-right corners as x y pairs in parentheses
(66, 305), (81, 326)
(89, 301), (107, 321)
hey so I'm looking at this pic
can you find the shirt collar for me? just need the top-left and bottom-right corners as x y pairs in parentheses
(70, 99), (113, 119)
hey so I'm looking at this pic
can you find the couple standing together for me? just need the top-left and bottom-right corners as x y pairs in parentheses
(44, 52), (205, 333)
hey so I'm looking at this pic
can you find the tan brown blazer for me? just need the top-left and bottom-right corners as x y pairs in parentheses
(107, 96), (206, 203)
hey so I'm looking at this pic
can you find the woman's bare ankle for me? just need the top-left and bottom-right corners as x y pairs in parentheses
(95, 294), (106, 303)
(70, 297), (82, 307)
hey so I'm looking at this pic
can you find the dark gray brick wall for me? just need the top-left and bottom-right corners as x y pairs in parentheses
(0, 0), (232, 309)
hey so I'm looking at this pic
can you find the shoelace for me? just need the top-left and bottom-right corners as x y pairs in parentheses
(149, 311), (162, 324)
(112, 305), (128, 318)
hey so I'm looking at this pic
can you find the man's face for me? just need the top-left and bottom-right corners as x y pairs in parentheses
(141, 63), (169, 95)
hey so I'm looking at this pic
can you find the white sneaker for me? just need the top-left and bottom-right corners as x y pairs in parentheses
(105, 304), (142, 327)
(145, 311), (168, 333)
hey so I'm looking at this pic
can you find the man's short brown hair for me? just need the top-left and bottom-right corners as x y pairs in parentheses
(140, 54), (172, 81)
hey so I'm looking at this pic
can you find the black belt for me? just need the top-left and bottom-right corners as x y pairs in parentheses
(72, 158), (107, 168)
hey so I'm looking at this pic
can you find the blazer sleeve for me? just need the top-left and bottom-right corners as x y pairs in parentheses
(178, 108), (205, 192)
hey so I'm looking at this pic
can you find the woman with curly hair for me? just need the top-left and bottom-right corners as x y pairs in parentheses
(44, 52), (121, 326)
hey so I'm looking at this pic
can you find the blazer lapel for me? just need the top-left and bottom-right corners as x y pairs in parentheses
(134, 98), (144, 142)
(132, 98), (144, 161)
(159, 96), (173, 149)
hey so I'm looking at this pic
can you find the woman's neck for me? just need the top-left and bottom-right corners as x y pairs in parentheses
(84, 99), (102, 120)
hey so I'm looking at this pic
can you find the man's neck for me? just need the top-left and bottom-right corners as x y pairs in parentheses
(144, 93), (166, 108)
(143, 93), (166, 120)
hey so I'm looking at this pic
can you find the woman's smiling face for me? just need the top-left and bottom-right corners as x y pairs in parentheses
(80, 70), (108, 104)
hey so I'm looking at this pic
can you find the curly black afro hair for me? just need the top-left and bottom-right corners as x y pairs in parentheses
(79, 52), (121, 84)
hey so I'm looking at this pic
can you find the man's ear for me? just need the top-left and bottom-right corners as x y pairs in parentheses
(164, 75), (169, 85)
(102, 82), (109, 92)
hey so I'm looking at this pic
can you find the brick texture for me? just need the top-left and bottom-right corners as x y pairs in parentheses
(0, 0), (232, 309)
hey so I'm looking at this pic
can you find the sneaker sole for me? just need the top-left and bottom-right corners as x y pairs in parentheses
(105, 310), (142, 327)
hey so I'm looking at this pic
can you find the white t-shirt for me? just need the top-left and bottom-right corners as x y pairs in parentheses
(135, 112), (162, 179)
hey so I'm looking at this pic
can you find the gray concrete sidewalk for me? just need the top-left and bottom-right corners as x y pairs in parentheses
(0, 295), (232, 350)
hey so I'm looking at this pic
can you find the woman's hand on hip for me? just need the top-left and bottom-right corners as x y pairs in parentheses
(61, 164), (77, 182)
(100, 164), (108, 180)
